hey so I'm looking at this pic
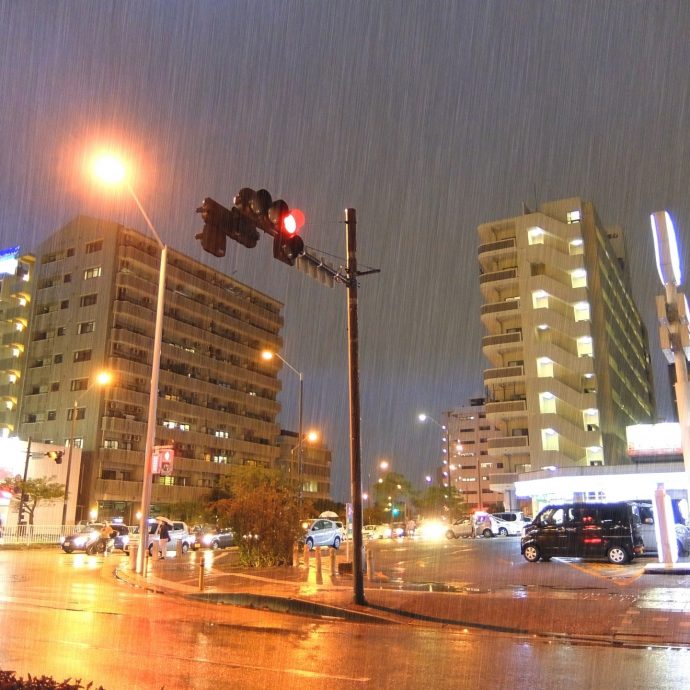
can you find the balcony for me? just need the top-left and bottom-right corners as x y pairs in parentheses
(484, 365), (524, 383)
(488, 435), (530, 454)
(485, 399), (527, 417)
(482, 332), (522, 348)
(478, 237), (516, 255)
(479, 267), (517, 285)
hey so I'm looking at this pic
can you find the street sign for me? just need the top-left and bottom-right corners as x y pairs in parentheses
(152, 446), (174, 476)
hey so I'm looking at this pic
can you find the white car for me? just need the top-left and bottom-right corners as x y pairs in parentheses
(363, 524), (392, 539)
(304, 518), (343, 550)
(445, 518), (474, 539)
(637, 503), (690, 556)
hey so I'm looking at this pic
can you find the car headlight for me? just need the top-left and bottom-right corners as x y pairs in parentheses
(74, 536), (88, 547)
(202, 534), (213, 546)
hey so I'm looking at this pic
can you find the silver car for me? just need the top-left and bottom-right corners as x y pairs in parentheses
(304, 518), (342, 550)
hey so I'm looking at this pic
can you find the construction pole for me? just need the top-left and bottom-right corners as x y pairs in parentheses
(345, 208), (366, 606)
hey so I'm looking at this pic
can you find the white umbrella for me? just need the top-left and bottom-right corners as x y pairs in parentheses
(319, 511), (339, 519)
(155, 516), (173, 525)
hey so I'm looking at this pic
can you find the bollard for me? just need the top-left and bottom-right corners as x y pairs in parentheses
(315, 547), (323, 585)
(175, 540), (183, 558)
(366, 545), (374, 581)
(293, 542), (300, 567)
(198, 559), (205, 591)
(330, 547), (337, 575)
(303, 543), (310, 568)
(129, 543), (138, 571)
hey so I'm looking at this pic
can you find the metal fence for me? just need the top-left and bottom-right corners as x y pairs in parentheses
(0, 524), (77, 546)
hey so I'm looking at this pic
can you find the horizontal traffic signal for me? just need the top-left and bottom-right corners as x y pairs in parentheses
(196, 197), (260, 256)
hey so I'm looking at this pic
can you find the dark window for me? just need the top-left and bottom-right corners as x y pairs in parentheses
(67, 407), (86, 421)
(71, 378), (88, 392)
(77, 321), (95, 334)
(85, 240), (103, 254)
(53, 354), (63, 364)
(73, 349), (92, 363)
(47, 410), (56, 421)
(80, 294), (97, 307)
(64, 273), (72, 283)
(57, 326), (66, 336)
(60, 300), (69, 309)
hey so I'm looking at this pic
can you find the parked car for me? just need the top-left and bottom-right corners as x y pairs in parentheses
(521, 501), (644, 564)
(109, 524), (130, 552)
(199, 527), (235, 550)
(125, 519), (196, 556)
(637, 502), (690, 556)
(445, 518), (474, 539)
(491, 511), (532, 536)
(303, 518), (343, 550)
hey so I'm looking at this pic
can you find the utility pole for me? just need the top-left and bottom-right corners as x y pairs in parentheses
(346, 208), (366, 606)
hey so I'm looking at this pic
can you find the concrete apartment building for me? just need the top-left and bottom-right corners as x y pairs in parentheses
(477, 198), (655, 503)
(0, 248), (35, 438)
(15, 216), (331, 522)
(443, 398), (503, 511)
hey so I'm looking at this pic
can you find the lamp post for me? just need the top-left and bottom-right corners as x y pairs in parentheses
(651, 211), (690, 566)
(262, 350), (304, 501)
(93, 154), (167, 575)
(418, 413), (451, 487)
(62, 370), (112, 525)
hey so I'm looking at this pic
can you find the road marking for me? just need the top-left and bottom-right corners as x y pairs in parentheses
(557, 559), (644, 586)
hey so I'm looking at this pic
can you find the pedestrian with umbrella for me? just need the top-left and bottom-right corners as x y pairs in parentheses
(156, 517), (172, 559)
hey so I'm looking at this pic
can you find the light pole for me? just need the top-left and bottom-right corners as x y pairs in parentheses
(262, 350), (304, 501)
(651, 210), (690, 565)
(418, 412), (451, 487)
(93, 154), (167, 575)
(62, 370), (112, 525)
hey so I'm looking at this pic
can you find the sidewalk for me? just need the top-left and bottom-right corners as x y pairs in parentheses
(115, 548), (690, 648)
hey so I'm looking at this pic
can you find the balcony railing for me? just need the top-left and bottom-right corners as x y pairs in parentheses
(488, 435), (529, 450)
(479, 267), (517, 285)
(478, 237), (516, 254)
(482, 332), (522, 348)
(484, 365), (524, 380)
(480, 300), (520, 316)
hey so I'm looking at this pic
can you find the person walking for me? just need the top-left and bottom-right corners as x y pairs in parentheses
(157, 520), (171, 559)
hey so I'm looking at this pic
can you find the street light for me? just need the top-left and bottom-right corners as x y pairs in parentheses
(62, 369), (112, 525)
(93, 152), (167, 575)
(418, 412), (451, 487)
(651, 210), (690, 566)
(261, 350), (304, 500)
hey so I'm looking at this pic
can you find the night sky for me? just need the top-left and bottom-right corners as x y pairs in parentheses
(2, 1), (690, 500)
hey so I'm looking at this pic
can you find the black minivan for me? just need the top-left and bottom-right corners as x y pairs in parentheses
(521, 501), (644, 564)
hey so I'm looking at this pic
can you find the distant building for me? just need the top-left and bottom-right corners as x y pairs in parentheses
(477, 198), (655, 504)
(443, 398), (504, 510)
(276, 430), (332, 501)
(0, 247), (34, 438)
(16, 216), (291, 522)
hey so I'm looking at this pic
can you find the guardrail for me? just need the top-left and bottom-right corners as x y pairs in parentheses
(1, 524), (86, 546)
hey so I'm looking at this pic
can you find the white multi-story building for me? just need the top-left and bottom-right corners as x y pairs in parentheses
(443, 398), (503, 511)
(477, 198), (655, 503)
(14, 216), (331, 522)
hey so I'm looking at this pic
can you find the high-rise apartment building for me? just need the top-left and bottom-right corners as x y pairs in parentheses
(17, 216), (289, 522)
(477, 198), (655, 497)
(0, 247), (34, 438)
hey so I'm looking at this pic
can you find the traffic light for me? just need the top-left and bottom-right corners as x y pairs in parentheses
(234, 188), (305, 266)
(45, 450), (64, 464)
(18, 502), (28, 524)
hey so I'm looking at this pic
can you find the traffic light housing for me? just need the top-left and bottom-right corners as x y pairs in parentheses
(195, 197), (261, 256)
(45, 450), (64, 464)
(234, 188), (305, 266)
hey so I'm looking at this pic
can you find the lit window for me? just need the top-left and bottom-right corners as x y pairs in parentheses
(574, 301), (590, 321)
(537, 357), (554, 378)
(569, 238), (584, 256)
(163, 420), (177, 429)
(84, 267), (102, 280)
(586, 446), (604, 463)
(528, 227), (545, 245)
(566, 210), (582, 224)
(539, 392), (556, 414)
(577, 336), (593, 357)
(541, 428), (559, 451)
(571, 268), (587, 288)
(532, 290), (549, 309)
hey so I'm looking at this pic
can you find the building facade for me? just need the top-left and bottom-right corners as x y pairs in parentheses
(477, 198), (655, 500)
(17, 216), (290, 522)
(0, 248), (35, 438)
(276, 430), (332, 501)
(443, 398), (503, 511)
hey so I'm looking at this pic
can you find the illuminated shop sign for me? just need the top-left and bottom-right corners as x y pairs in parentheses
(0, 246), (20, 277)
(626, 423), (681, 456)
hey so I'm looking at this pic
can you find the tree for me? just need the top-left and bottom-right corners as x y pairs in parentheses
(414, 484), (467, 521)
(373, 472), (416, 521)
(210, 467), (301, 566)
(13, 476), (64, 526)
